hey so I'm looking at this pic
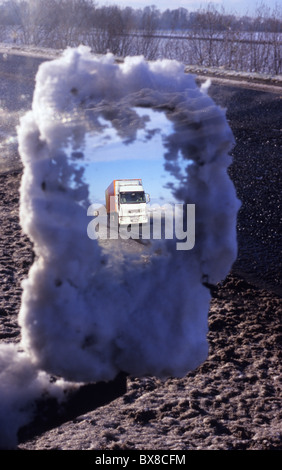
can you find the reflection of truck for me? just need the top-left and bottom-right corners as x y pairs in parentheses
(105, 179), (150, 226)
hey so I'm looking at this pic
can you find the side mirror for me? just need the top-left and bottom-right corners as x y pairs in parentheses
(146, 193), (150, 203)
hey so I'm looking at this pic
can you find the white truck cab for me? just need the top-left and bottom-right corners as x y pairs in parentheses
(105, 179), (150, 226)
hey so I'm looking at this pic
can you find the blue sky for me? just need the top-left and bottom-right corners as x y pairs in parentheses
(100, 0), (280, 16)
(85, 108), (178, 205)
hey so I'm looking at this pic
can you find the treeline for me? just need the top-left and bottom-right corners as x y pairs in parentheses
(0, 0), (281, 74)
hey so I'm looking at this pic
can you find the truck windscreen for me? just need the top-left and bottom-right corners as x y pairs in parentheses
(120, 191), (146, 204)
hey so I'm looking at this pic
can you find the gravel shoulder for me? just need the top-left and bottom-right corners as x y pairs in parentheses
(0, 77), (281, 451)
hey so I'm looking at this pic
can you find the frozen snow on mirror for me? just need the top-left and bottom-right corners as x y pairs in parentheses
(80, 106), (176, 204)
(17, 45), (240, 379)
(0, 46), (241, 447)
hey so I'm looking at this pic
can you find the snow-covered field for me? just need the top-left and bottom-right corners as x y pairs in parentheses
(1, 41), (282, 82)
